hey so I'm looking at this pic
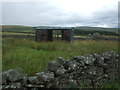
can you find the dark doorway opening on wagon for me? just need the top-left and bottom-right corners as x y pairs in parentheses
(35, 27), (74, 42)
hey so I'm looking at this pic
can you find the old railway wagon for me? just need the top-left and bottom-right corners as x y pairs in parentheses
(35, 26), (74, 42)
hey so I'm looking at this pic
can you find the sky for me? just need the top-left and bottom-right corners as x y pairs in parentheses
(1, 0), (119, 28)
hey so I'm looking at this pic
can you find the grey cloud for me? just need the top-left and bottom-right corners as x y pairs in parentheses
(2, 2), (118, 28)
(92, 9), (118, 27)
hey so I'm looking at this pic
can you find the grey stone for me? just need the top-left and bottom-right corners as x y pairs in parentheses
(48, 78), (59, 88)
(47, 61), (63, 72)
(10, 82), (22, 88)
(57, 73), (70, 79)
(28, 76), (39, 84)
(0, 72), (7, 85)
(2, 83), (22, 89)
(72, 56), (85, 67)
(93, 54), (104, 64)
(26, 84), (44, 88)
(68, 79), (78, 88)
(57, 57), (65, 61)
(55, 67), (66, 76)
(58, 78), (69, 85)
(114, 59), (119, 67)
(0, 85), (2, 90)
(105, 59), (117, 66)
(68, 61), (81, 71)
(95, 63), (108, 68)
(57, 57), (69, 68)
(104, 67), (118, 74)
(78, 54), (96, 65)
(102, 51), (118, 60)
(78, 79), (92, 87)
(85, 66), (103, 76)
(72, 56), (82, 62)
(21, 75), (28, 86)
(58, 84), (72, 88)
(2, 85), (11, 89)
(4, 68), (27, 83)
(36, 72), (54, 82)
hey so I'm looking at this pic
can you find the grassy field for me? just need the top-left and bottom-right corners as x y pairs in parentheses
(1, 25), (120, 88)
(1, 25), (34, 32)
(2, 32), (34, 36)
(2, 37), (120, 89)
(2, 37), (119, 76)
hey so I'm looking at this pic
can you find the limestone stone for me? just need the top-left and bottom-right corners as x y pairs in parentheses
(28, 76), (39, 84)
(55, 67), (66, 76)
(36, 72), (54, 82)
(4, 68), (27, 84)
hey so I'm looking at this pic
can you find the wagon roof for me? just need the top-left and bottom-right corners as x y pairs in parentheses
(35, 26), (74, 30)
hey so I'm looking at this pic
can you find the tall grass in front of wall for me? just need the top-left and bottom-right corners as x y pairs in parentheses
(2, 37), (119, 75)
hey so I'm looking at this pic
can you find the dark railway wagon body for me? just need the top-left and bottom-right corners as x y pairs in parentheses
(35, 27), (74, 42)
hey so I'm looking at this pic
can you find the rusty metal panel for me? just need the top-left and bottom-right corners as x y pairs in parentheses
(36, 30), (53, 42)
(36, 30), (48, 42)
(47, 30), (53, 41)
(40, 30), (48, 41)
(62, 30), (74, 41)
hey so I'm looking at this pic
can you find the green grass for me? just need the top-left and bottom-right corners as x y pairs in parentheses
(1, 25), (34, 32)
(101, 80), (120, 89)
(2, 37), (119, 76)
(2, 32), (34, 36)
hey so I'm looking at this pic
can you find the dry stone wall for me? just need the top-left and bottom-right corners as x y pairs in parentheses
(0, 51), (119, 89)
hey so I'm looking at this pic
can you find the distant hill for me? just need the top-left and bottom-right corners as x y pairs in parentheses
(75, 26), (118, 33)
(74, 26), (119, 36)
(1, 25), (34, 32)
(1, 25), (119, 36)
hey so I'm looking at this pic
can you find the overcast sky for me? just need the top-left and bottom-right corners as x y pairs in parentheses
(1, 0), (119, 28)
